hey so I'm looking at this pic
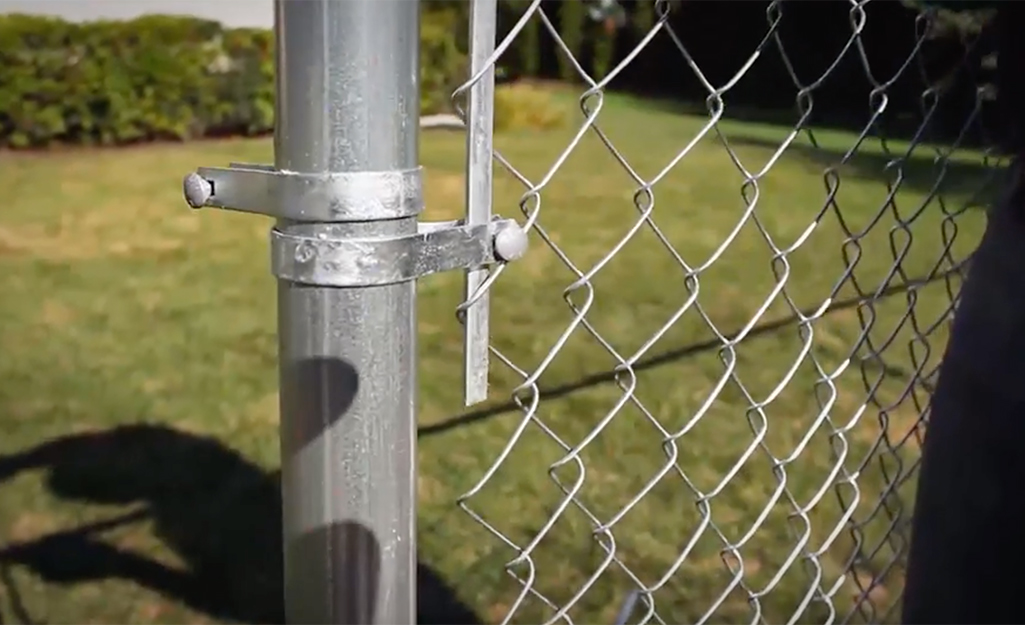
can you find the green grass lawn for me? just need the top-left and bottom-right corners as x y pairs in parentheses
(0, 89), (994, 624)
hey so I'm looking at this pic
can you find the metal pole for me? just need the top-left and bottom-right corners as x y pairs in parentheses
(463, 0), (497, 406)
(275, 1), (419, 623)
(186, 1), (521, 619)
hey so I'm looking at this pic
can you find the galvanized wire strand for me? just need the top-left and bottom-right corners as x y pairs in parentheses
(447, 0), (1000, 623)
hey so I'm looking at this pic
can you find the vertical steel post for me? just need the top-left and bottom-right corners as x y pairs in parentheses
(185, 0), (523, 620)
(275, 1), (419, 623)
(463, 0), (498, 406)
(185, 0), (522, 620)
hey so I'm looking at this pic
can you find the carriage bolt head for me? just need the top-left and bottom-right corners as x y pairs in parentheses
(494, 222), (529, 262)
(183, 172), (213, 209)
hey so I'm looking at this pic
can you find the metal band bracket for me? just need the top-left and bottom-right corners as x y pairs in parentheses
(184, 164), (423, 222)
(184, 163), (528, 288)
(183, 160), (529, 405)
(271, 217), (527, 287)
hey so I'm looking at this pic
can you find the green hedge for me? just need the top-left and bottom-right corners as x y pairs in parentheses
(0, 12), (466, 148)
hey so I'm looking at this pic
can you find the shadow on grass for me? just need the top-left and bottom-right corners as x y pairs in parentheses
(604, 88), (996, 154)
(422, 265), (962, 440)
(727, 133), (1005, 207)
(0, 425), (479, 624)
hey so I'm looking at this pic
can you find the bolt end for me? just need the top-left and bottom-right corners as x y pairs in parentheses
(494, 223), (529, 262)
(183, 172), (213, 209)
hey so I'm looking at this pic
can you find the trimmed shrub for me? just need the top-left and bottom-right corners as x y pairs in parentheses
(0, 12), (465, 148)
(0, 14), (271, 147)
(493, 82), (569, 132)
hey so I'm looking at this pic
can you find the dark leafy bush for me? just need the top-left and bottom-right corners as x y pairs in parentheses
(556, 1), (587, 81)
(421, 8), (468, 116)
(0, 12), (464, 148)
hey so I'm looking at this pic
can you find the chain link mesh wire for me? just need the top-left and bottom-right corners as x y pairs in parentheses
(449, 1), (1003, 623)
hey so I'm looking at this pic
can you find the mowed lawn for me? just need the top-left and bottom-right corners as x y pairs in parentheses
(0, 90), (994, 624)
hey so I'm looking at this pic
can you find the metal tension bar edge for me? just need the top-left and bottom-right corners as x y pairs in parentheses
(182, 163), (527, 288)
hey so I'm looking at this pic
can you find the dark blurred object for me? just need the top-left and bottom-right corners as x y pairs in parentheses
(918, 1), (1000, 10)
(994, 2), (1025, 155)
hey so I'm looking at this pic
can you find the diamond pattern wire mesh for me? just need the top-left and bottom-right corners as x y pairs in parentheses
(449, 1), (1002, 623)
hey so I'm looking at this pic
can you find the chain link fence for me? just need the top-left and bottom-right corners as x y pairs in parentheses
(449, 1), (1004, 623)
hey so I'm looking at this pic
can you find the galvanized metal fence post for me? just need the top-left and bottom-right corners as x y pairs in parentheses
(271, 1), (419, 622)
(186, 0), (422, 621)
(182, 1), (526, 621)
